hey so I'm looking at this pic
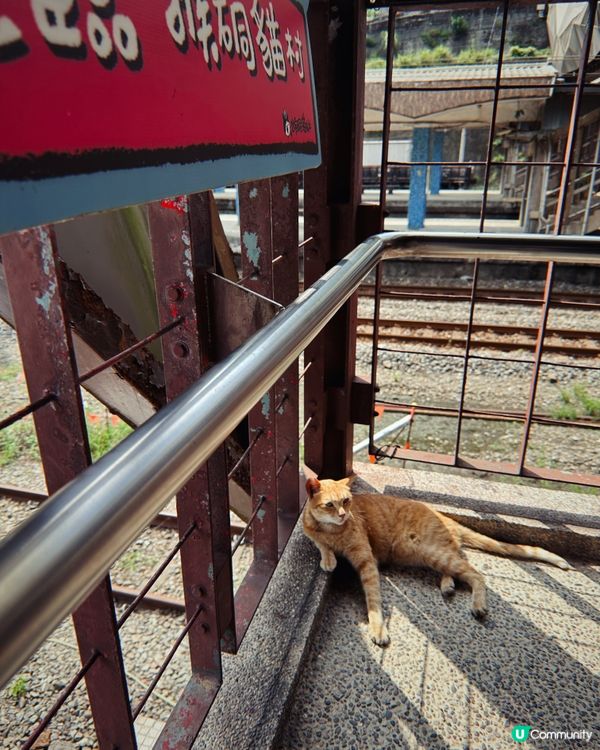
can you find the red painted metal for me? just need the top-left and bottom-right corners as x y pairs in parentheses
(304, 0), (365, 479)
(153, 673), (221, 750)
(1, 226), (135, 748)
(148, 194), (228, 734)
(271, 173), (301, 546)
(238, 179), (279, 558)
(238, 179), (279, 574)
(188, 195), (238, 656)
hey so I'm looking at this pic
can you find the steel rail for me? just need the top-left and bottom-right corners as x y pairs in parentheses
(1, 231), (599, 686)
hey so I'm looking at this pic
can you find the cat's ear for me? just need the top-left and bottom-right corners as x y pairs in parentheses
(306, 477), (321, 497)
(338, 474), (356, 488)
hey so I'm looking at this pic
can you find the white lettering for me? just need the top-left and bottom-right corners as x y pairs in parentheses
(87, 12), (111, 59)
(0, 16), (22, 46)
(32, 0), (83, 52)
(112, 14), (139, 62)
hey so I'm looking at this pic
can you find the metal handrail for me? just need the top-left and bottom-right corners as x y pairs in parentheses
(1, 231), (599, 686)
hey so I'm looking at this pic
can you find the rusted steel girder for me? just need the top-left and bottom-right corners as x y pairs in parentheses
(147, 193), (231, 745)
(304, 0), (366, 478)
(1, 226), (135, 749)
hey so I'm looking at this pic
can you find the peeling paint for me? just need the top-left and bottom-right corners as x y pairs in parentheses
(257, 508), (266, 522)
(261, 392), (270, 417)
(160, 195), (188, 213)
(243, 230), (261, 267)
(207, 563), (214, 581)
(35, 280), (57, 313)
(181, 231), (194, 281)
(37, 228), (53, 276)
(183, 249), (193, 281)
(249, 187), (258, 198)
(282, 183), (289, 199)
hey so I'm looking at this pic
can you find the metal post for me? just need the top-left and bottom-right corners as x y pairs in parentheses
(271, 174), (301, 547)
(148, 194), (226, 742)
(304, 0), (366, 479)
(1, 226), (135, 749)
(238, 180), (279, 566)
(408, 128), (430, 230)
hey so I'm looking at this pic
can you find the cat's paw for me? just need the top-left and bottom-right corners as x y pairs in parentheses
(369, 622), (390, 647)
(471, 603), (487, 619)
(320, 555), (337, 572)
(440, 576), (455, 597)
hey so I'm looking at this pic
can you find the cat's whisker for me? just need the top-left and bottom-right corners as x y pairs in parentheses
(382, 575), (442, 630)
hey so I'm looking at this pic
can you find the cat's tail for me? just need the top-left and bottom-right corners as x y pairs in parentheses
(450, 520), (573, 570)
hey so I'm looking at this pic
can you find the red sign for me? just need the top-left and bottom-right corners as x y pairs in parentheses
(0, 0), (318, 180)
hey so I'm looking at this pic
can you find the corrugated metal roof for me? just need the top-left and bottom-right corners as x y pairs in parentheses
(366, 61), (557, 83)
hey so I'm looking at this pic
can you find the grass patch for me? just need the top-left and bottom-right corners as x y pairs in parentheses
(86, 413), (133, 462)
(7, 674), (28, 700)
(551, 385), (600, 420)
(389, 45), (547, 69)
(0, 420), (39, 467)
(0, 410), (132, 467)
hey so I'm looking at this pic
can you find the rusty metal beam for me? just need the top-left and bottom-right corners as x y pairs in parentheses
(148, 193), (229, 736)
(1, 226), (135, 749)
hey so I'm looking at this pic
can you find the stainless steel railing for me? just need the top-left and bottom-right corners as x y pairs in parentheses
(1, 231), (599, 686)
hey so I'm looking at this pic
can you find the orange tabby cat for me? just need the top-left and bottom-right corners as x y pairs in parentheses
(302, 476), (571, 647)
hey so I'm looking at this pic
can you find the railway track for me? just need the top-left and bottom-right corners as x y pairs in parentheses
(356, 317), (600, 357)
(357, 283), (600, 309)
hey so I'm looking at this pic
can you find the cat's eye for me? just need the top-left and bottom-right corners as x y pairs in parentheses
(325, 502), (334, 508)
(342, 498), (350, 505)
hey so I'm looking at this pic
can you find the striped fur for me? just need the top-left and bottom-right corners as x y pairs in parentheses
(302, 477), (572, 647)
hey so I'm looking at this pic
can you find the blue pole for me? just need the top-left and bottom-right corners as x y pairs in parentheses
(429, 131), (444, 195)
(408, 128), (430, 230)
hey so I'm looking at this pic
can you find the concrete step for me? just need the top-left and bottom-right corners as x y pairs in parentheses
(193, 466), (599, 750)
(354, 462), (600, 562)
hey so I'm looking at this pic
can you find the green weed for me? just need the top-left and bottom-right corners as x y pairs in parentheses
(0, 420), (39, 467)
(0, 410), (132, 467)
(7, 675), (28, 700)
(86, 415), (133, 462)
(551, 384), (600, 420)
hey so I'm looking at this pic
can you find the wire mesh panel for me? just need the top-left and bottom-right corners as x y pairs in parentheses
(365, 0), (600, 487)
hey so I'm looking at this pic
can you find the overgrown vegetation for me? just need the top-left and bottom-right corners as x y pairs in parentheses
(366, 44), (549, 69)
(0, 408), (132, 466)
(86, 413), (133, 462)
(6, 675), (28, 700)
(551, 385), (600, 420)
(0, 421), (39, 467)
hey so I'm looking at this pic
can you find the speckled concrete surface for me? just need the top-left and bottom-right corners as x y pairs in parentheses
(276, 552), (599, 750)
(193, 521), (330, 750)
